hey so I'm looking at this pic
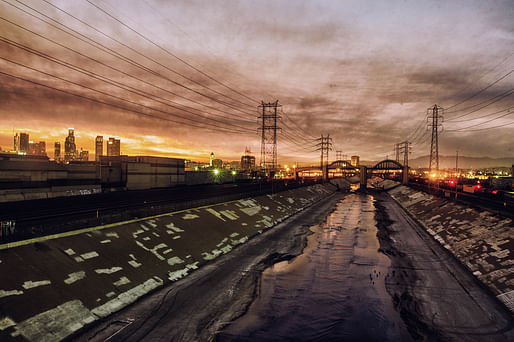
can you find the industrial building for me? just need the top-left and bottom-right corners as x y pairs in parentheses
(0, 153), (185, 202)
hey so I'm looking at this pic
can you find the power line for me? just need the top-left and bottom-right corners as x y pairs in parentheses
(445, 111), (513, 131)
(445, 88), (514, 116)
(445, 68), (514, 110)
(0, 36), (255, 128)
(0, 63), (251, 135)
(138, 0), (263, 104)
(280, 107), (318, 139)
(446, 105), (514, 123)
(445, 121), (514, 132)
(83, 0), (258, 108)
(0, 2), (257, 118)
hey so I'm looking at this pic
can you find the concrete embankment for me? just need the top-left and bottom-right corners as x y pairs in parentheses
(0, 183), (336, 342)
(388, 185), (514, 313)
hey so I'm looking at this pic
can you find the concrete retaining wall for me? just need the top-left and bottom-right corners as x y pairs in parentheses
(388, 185), (514, 313)
(0, 183), (336, 342)
(0, 185), (102, 203)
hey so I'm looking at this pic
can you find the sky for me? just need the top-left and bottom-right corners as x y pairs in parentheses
(0, 0), (513, 165)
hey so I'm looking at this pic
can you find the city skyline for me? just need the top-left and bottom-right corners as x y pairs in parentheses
(0, 0), (513, 163)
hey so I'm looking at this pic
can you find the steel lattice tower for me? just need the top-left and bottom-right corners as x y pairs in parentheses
(259, 101), (281, 175)
(427, 104), (443, 171)
(316, 134), (332, 181)
(400, 141), (411, 167)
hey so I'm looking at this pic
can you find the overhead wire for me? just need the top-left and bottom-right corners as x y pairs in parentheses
(0, 70), (250, 135)
(0, 36), (256, 127)
(445, 68), (514, 111)
(445, 111), (514, 132)
(83, 0), (258, 107)
(444, 88), (514, 117)
(2, 0), (257, 118)
(0, 57), (253, 134)
(138, 0), (263, 105)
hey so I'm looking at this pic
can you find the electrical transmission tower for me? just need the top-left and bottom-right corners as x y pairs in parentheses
(259, 101), (281, 176)
(399, 141), (411, 167)
(336, 150), (343, 161)
(316, 134), (333, 181)
(427, 104), (444, 171)
(394, 143), (401, 162)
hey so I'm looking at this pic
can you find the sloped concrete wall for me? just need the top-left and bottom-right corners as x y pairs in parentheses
(0, 184), (336, 342)
(389, 185), (514, 313)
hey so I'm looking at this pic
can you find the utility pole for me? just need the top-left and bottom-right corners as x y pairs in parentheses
(259, 101), (281, 177)
(316, 134), (333, 182)
(455, 150), (459, 177)
(427, 104), (444, 172)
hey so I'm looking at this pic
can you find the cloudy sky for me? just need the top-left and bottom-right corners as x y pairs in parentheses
(0, 0), (513, 164)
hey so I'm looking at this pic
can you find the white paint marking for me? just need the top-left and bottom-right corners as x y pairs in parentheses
(166, 222), (185, 232)
(240, 206), (261, 216)
(167, 256), (184, 266)
(132, 229), (145, 238)
(0, 289), (23, 299)
(146, 220), (157, 228)
(220, 210), (239, 220)
(128, 260), (142, 268)
(64, 248), (75, 256)
(113, 277), (131, 287)
(80, 251), (99, 260)
(92, 278), (163, 318)
(64, 271), (86, 285)
(22, 280), (51, 289)
(95, 267), (123, 274)
(100, 240), (111, 244)
(206, 208), (226, 221)
(12, 300), (96, 342)
(182, 214), (199, 220)
(0, 317), (15, 331)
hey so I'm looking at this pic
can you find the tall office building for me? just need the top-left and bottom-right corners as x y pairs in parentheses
(19, 133), (29, 153)
(64, 128), (77, 162)
(38, 141), (46, 156)
(13, 133), (19, 153)
(28, 141), (36, 155)
(54, 142), (61, 161)
(95, 136), (103, 161)
(107, 137), (120, 156)
(241, 148), (256, 170)
(79, 148), (89, 161)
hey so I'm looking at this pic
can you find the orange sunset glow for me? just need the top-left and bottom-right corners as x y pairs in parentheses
(1, 0), (513, 164)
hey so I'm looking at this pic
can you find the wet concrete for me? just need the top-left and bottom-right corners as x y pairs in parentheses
(218, 193), (412, 341)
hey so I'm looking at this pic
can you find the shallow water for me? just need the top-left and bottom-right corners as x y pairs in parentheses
(218, 193), (413, 341)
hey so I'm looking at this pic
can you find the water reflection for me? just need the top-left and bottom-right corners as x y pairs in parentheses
(218, 194), (412, 342)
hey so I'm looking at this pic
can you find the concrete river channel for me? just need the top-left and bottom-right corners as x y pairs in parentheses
(74, 189), (513, 342)
(217, 193), (412, 341)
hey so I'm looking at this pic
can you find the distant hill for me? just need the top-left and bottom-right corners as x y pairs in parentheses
(408, 155), (514, 169)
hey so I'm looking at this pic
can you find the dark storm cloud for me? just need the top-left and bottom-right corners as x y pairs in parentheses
(298, 96), (337, 110)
